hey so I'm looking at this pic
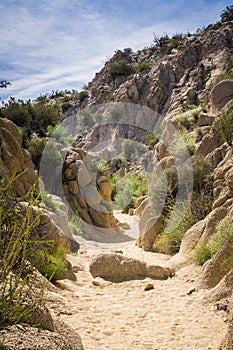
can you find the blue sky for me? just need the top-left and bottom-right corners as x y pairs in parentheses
(0, 0), (232, 101)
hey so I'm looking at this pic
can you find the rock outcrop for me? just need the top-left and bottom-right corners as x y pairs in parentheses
(86, 22), (233, 117)
(62, 147), (134, 242)
(210, 79), (233, 113)
(0, 118), (37, 196)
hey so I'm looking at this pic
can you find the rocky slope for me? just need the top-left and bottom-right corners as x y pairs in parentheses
(85, 21), (233, 116)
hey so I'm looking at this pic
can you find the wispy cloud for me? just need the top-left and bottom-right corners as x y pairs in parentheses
(0, 0), (231, 101)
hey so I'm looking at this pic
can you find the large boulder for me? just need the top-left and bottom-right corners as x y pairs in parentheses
(89, 253), (173, 282)
(210, 79), (233, 113)
(0, 321), (84, 350)
(0, 118), (37, 196)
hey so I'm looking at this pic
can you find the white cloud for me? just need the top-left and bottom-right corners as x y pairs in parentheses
(0, 0), (230, 101)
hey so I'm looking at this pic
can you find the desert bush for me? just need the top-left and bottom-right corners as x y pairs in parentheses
(194, 218), (233, 265)
(168, 129), (196, 158)
(215, 107), (233, 145)
(134, 62), (150, 72)
(69, 216), (83, 236)
(153, 33), (170, 47)
(216, 72), (233, 82)
(144, 133), (158, 148)
(0, 97), (61, 136)
(91, 159), (109, 174)
(78, 90), (88, 103)
(26, 137), (46, 169)
(221, 5), (233, 22)
(155, 209), (196, 255)
(0, 176), (45, 329)
(27, 239), (69, 283)
(169, 34), (184, 49)
(109, 157), (127, 171)
(193, 156), (212, 191)
(41, 191), (59, 212)
(174, 105), (203, 129)
(194, 244), (212, 265)
(111, 171), (147, 211)
(108, 60), (134, 79)
(121, 139), (145, 161)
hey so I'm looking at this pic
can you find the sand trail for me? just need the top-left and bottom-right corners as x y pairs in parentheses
(49, 214), (227, 350)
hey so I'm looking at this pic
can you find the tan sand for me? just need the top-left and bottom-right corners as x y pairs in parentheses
(49, 214), (228, 350)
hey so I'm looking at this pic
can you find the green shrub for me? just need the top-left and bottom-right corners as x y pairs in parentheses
(106, 92), (115, 101)
(194, 244), (212, 265)
(215, 107), (233, 145)
(26, 137), (46, 169)
(111, 171), (147, 211)
(193, 156), (212, 191)
(153, 33), (170, 48)
(169, 34), (184, 49)
(0, 176), (45, 329)
(108, 60), (134, 79)
(156, 209), (196, 254)
(216, 72), (233, 82)
(144, 133), (158, 147)
(69, 217), (83, 236)
(174, 105), (203, 129)
(41, 191), (59, 212)
(27, 240), (69, 283)
(134, 62), (150, 72)
(0, 97), (61, 136)
(121, 139), (145, 161)
(90, 159), (109, 174)
(169, 129), (196, 158)
(78, 90), (88, 103)
(110, 157), (127, 171)
(39, 140), (62, 187)
(221, 5), (233, 22)
(194, 218), (233, 265)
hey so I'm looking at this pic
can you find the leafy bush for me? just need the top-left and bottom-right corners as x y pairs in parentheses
(174, 105), (203, 129)
(78, 90), (88, 103)
(194, 244), (212, 265)
(41, 191), (59, 212)
(121, 139), (145, 161)
(111, 171), (147, 211)
(221, 5), (233, 22)
(168, 129), (196, 158)
(91, 159), (109, 174)
(169, 34), (184, 49)
(26, 137), (46, 169)
(144, 133), (158, 147)
(0, 176), (45, 329)
(153, 33), (170, 47)
(134, 62), (150, 72)
(216, 72), (233, 82)
(193, 156), (212, 191)
(27, 239), (69, 282)
(110, 157), (127, 171)
(69, 217), (83, 236)
(194, 218), (233, 265)
(155, 209), (196, 254)
(108, 60), (134, 79)
(215, 107), (233, 145)
(0, 97), (62, 136)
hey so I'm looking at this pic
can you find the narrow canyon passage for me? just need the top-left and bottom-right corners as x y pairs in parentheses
(49, 214), (228, 350)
